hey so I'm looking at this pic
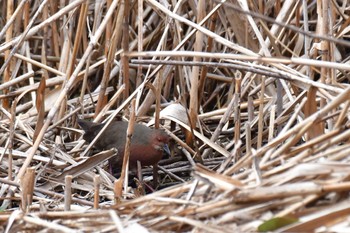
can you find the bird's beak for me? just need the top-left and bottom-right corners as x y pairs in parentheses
(163, 144), (171, 156)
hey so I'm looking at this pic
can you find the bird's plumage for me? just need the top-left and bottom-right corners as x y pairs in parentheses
(78, 119), (170, 172)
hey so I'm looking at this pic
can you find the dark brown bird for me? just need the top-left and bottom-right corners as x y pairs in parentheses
(77, 119), (170, 175)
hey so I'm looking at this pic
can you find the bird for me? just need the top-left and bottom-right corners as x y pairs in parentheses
(77, 119), (170, 185)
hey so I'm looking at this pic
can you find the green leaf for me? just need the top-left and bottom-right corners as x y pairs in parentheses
(258, 216), (299, 232)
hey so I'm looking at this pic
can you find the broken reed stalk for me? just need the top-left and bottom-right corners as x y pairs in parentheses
(20, 167), (35, 212)
(257, 76), (265, 149)
(137, 0), (143, 89)
(122, 0), (130, 99)
(234, 72), (242, 151)
(64, 175), (72, 211)
(187, 0), (205, 147)
(2, 0), (13, 111)
(94, 175), (100, 209)
(115, 98), (136, 199)
(268, 105), (276, 142)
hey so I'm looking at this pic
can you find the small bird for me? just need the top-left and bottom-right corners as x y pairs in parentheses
(77, 119), (170, 180)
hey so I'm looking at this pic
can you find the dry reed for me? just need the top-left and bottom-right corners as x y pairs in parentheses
(1, 0), (350, 232)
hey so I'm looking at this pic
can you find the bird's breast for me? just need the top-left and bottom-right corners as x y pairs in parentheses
(126, 144), (164, 167)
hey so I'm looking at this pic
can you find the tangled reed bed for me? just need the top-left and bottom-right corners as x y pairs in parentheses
(1, 0), (350, 232)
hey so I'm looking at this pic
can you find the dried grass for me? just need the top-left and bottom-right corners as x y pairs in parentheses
(1, 0), (350, 232)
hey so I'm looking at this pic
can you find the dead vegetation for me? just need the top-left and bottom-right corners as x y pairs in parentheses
(1, 0), (350, 232)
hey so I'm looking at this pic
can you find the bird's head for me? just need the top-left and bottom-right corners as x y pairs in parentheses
(152, 130), (171, 156)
